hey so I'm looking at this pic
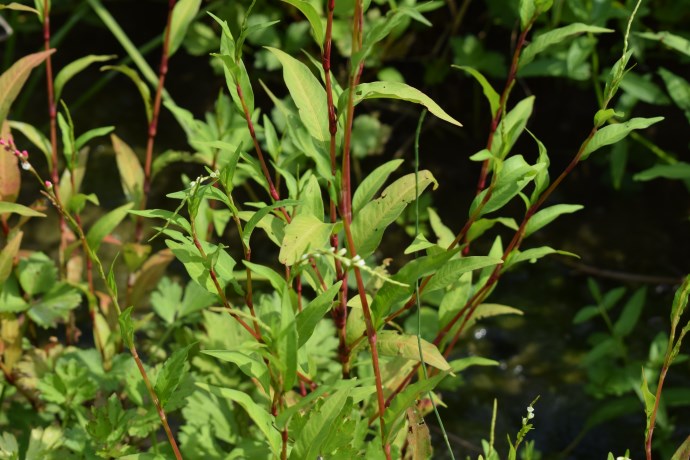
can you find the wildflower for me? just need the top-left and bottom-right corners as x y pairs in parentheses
(45, 181), (53, 189)
(527, 406), (534, 419)
(21, 161), (31, 171)
(210, 169), (219, 178)
(328, 246), (336, 253)
(352, 255), (362, 263)
(355, 259), (366, 268)
(337, 247), (347, 256)
(299, 254), (308, 262)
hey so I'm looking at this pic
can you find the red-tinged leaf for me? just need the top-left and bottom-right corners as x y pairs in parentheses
(130, 249), (175, 307)
(0, 49), (55, 125)
(111, 134), (144, 204)
(0, 150), (20, 203)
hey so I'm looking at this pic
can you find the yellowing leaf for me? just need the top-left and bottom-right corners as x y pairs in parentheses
(279, 214), (333, 266)
(377, 330), (451, 371)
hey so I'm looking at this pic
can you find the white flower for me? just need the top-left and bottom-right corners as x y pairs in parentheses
(329, 246), (336, 253)
(21, 161), (31, 170)
(616, 457), (631, 460)
(355, 259), (366, 268)
(337, 248), (347, 256)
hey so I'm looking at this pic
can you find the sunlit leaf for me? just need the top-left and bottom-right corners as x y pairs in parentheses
(582, 117), (664, 160)
(352, 159), (403, 215)
(266, 47), (329, 142)
(281, 0), (324, 50)
(519, 23), (613, 69)
(453, 65), (500, 118)
(343, 81), (461, 127)
(279, 214), (333, 266)
(86, 202), (134, 253)
(524, 204), (583, 238)
(352, 171), (438, 258)
(377, 331), (451, 371)
(169, 0), (202, 57)
(111, 134), (144, 204)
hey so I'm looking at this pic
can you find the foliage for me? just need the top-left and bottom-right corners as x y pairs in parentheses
(0, 0), (688, 459)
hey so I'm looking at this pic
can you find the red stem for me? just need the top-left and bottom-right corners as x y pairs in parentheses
(135, 0), (176, 243)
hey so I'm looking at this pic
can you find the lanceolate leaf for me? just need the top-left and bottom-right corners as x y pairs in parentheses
(0, 49), (55, 125)
(86, 202), (134, 252)
(279, 214), (333, 266)
(453, 65), (500, 118)
(423, 256), (503, 293)
(0, 202), (45, 218)
(118, 306), (135, 349)
(155, 343), (195, 408)
(507, 246), (577, 267)
(0, 231), (22, 285)
(352, 171), (438, 258)
(54, 54), (116, 103)
(383, 372), (448, 442)
(490, 96), (534, 159)
(343, 81), (461, 127)
(281, 0), (324, 50)
(266, 47), (329, 142)
(296, 281), (341, 347)
(637, 31), (690, 59)
(523, 204), (583, 238)
(111, 134), (144, 204)
(377, 331), (451, 371)
(168, 0), (202, 57)
(202, 349), (270, 394)
(634, 162), (690, 182)
(243, 199), (299, 248)
(519, 23), (613, 69)
(659, 68), (690, 123)
(289, 388), (353, 460)
(352, 159), (404, 215)
(582, 117), (664, 160)
(8, 121), (51, 166)
(197, 383), (282, 457)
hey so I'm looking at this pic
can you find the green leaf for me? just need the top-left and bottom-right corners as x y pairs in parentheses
(54, 54), (116, 103)
(0, 202), (45, 218)
(0, 3), (39, 14)
(0, 231), (22, 285)
(289, 387), (353, 460)
(243, 200), (299, 248)
(352, 171), (438, 258)
(593, 108), (621, 128)
(471, 155), (539, 216)
(641, 368), (656, 431)
(279, 214), (333, 266)
(637, 31), (690, 59)
(518, 0), (536, 30)
(524, 204), (583, 238)
(371, 249), (457, 321)
(24, 426), (63, 460)
(296, 175), (324, 220)
(461, 303), (524, 332)
(281, 0), (324, 50)
(243, 260), (288, 293)
(197, 383), (282, 457)
(130, 208), (192, 235)
(343, 81), (461, 126)
(102, 65), (153, 122)
(453, 65), (500, 118)
(671, 435), (690, 460)
(17, 252), (56, 296)
(519, 23), (613, 69)
(634, 162), (690, 182)
(449, 356), (499, 373)
(86, 202), (134, 253)
(352, 159), (404, 215)
(202, 349), (270, 394)
(507, 246), (577, 267)
(119, 306), (135, 349)
(266, 47), (329, 142)
(166, 238), (238, 295)
(0, 49), (55, 125)
(75, 125), (115, 151)
(155, 343), (195, 408)
(296, 281), (341, 348)
(404, 234), (435, 254)
(111, 134), (144, 203)
(619, 72), (670, 105)
(490, 96), (534, 159)
(424, 256), (502, 293)
(278, 285), (298, 391)
(582, 117), (665, 160)
(383, 372), (448, 442)
(613, 287), (646, 337)
(169, 0), (202, 57)
(377, 331), (451, 371)
(659, 68), (690, 123)
(28, 283), (82, 327)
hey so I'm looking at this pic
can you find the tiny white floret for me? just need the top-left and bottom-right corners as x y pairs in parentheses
(21, 161), (31, 171)
(337, 248), (347, 256)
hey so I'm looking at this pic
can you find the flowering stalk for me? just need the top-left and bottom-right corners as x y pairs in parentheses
(9, 142), (183, 459)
